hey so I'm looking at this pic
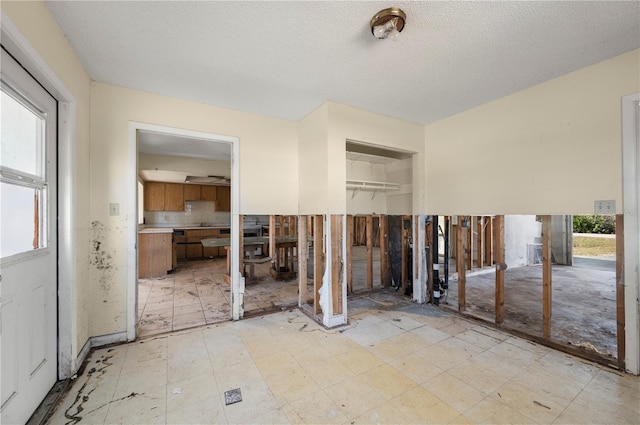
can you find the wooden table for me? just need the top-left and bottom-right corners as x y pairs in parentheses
(201, 235), (300, 281)
(201, 237), (265, 282)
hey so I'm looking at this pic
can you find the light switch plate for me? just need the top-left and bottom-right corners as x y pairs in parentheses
(594, 200), (616, 215)
(109, 203), (120, 216)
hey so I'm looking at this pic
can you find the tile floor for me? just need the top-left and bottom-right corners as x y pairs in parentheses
(137, 259), (299, 337)
(49, 291), (639, 424)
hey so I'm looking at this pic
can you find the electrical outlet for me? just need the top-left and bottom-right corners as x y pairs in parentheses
(594, 200), (616, 215)
(109, 203), (120, 216)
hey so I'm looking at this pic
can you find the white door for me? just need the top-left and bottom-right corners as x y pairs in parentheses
(1, 48), (58, 424)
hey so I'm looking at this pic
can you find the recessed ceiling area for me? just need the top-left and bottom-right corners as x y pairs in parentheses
(138, 130), (230, 161)
(46, 1), (640, 125)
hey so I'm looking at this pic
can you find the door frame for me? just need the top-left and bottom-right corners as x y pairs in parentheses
(1, 12), (78, 380)
(127, 122), (242, 341)
(622, 92), (640, 375)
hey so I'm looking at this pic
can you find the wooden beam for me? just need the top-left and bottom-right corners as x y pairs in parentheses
(467, 216), (473, 270)
(542, 215), (552, 338)
(331, 215), (343, 315)
(298, 216), (308, 306)
(456, 220), (466, 311)
(278, 215), (284, 236)
(379, 215), (391, 287)
(347, 215), (353, 295)
(495, 215), (505, 324)
(616, 214), (625, 369)
(477, 216), (484, 269)
(313, 215), (323, 314)
(485, 216), (494, 266)
(269, 215), (276, 265)
(366, 214), (373, 289)
(401, 216), (410, 293)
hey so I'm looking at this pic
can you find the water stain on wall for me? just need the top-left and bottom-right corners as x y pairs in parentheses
(90, 221), (117, 292)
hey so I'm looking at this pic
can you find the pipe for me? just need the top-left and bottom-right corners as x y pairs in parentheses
(432, 215), (441, 305)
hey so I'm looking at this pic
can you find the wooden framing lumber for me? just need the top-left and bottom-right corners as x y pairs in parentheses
(269, 215), (276, 264)
(542, 215), (552, 339)
(495, 215), (505, 324)
(477, 216), (484, 269)
(401, 216), (410, 293)
(298, 215), (308, 306)
(347, 215), (353, 295)
(379, 215), (391, 287)
(616, 214), (625, 368)
(456, 219), (466, 311)
(467, 217), (473, 270)
(331, 215), (343, 314)
(366, 214), (373, 289)
(313, 215), (323, 314)
(485, 216), (494, 266)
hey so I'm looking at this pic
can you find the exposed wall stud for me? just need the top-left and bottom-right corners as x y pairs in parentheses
(495, 215), (505, 324)
(542, 215), (552, 338)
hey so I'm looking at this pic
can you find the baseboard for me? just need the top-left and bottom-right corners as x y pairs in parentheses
(75, 338), (92, 374)
(91, 331), (127, 348)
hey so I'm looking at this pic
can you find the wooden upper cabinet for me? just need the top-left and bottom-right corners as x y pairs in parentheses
(184, 184), (201, 201)
(144, 182), (165, 211)
(216, 186), (231, 212)
(201, 185), (217, 201)
(164, 183), (184, 211)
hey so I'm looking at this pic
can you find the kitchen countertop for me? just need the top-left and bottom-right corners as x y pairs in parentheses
(139, 224), (263, 232)
(138, 227), (174, 234)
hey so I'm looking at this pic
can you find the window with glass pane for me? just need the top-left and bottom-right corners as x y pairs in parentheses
(1, 86), (47, 258)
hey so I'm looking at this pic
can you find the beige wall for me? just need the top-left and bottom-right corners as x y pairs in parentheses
(1, 1), (93, 358)
(89, 82), (298, 335)
(425, 49), (640, 215)
(298, 103), (330, 214)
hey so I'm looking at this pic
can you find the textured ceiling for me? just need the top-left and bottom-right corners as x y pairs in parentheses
(47, 1), (640, 125)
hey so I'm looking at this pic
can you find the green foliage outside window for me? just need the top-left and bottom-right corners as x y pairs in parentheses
(573, 215), (615, 234)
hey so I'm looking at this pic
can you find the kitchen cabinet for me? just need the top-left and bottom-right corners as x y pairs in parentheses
(216, 186), (231, 212)
(182, 228), (223, 259)
(176, 243), (186, 260)
(165, 183), (184, 211)
(183, 184), (201, 201)
(144, 182), (165, 211)
(201, 185), (217, 201)
(138, 232), (173, 278)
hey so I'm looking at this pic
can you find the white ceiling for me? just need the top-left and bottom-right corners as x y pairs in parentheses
(47, 1), (639, 125)
(138, 130), (230, 161)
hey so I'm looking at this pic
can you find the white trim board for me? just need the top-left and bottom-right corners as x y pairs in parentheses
(1, 11), (78, 380)
(622, 92), (640, 375)
(127, 122), (242, 341)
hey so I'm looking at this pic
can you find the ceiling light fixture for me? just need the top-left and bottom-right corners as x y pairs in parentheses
(370, 7), (406, 39)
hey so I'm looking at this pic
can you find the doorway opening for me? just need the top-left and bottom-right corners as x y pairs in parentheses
(128, 124), (240, 340)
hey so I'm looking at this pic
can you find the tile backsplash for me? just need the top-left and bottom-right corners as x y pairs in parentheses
(144, 201), (230, 227)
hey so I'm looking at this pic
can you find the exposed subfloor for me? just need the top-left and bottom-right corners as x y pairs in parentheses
(137, 259), (299, 337)
(445, 261), (617, 358)
(47, 290), (639, 424)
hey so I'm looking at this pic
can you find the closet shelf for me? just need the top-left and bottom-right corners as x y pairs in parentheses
(346, 179), (400, 199)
